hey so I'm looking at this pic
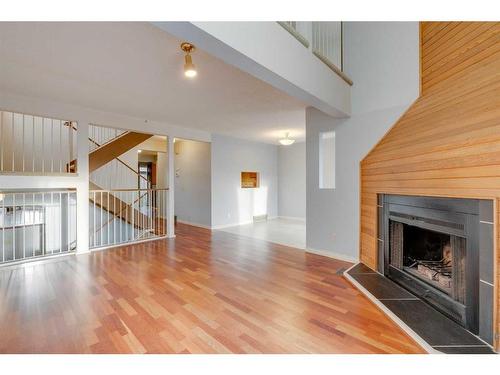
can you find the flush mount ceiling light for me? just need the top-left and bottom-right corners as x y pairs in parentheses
(181, 42), (197, 78)
(279, 132), (295, 146)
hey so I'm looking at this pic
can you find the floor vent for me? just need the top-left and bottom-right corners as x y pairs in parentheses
(253, 214), (268, 222)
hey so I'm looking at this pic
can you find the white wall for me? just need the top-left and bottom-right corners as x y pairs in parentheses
(278, 142), (306, 220)
(211, 134), (278, 228)
(174, 139), (211, 228)
(156, 152), (168, 189)
(306, 22), (420, 262)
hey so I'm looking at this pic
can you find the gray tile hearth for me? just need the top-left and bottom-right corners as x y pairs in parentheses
(346, 263), (495, 354)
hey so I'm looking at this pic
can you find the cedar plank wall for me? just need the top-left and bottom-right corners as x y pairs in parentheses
(359, 22), (500, 350)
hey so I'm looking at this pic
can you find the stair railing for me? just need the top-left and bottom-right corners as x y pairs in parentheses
(87, 124), (150, 189)
(89, 188), (168, 249)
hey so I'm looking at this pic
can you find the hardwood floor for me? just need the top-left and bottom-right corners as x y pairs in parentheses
(0, 224), (425, 354)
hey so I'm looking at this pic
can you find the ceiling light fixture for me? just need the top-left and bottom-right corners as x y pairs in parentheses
(137, 149), (142, 153)
(279, 132), (295, 146)
(181, 42), (197, 78)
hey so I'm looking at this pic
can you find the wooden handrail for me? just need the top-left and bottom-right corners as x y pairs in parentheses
(87, 133), (150, 184)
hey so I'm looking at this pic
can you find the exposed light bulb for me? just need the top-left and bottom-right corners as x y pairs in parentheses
(279, 132), (295, 146)
(137, 149), (142, 153)
(184, 68), (197, 78)
(181, 43), (197, 78)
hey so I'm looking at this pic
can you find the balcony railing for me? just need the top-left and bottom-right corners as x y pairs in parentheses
(278, 21), (352, 85)
(0, 190), (77, 264)
(89, 188), (168, 249)
(0, 110), (77, 174)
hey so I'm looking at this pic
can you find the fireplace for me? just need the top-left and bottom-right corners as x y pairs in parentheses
(378, 195), (495, 340)
(388, 220), (470, 328)
(391, 223), (464, 298)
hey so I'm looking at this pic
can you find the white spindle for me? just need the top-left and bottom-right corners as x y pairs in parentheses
(11, 112), (14, 172)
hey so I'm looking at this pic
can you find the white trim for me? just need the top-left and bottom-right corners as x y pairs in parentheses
(276, 216), (306, 222)
(480, 220), (494, 225)
(343, 263), (438, 354)
(90, 236), (167, 252)
(211, 220), (254, 230)
(306, 247), (358, 263)
(480, 279), (495, 287)
(177, 219), (212, 230)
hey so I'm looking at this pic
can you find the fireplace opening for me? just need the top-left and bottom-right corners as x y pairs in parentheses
(388, 219), (468, 326)
(401, 224), (453, 295)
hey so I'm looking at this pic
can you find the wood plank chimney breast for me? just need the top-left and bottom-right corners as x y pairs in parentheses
(360, 22), (500, 351)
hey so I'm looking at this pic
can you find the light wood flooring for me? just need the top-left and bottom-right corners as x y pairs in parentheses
(0, 224), (425, 353)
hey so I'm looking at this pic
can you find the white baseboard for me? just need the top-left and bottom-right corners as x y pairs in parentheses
(211, 220), (254, 230)
(176, 219), (212, 230)
(276, 216), (306, 222)
(306, 247), (358, 263)
(91, 236), (167, 252)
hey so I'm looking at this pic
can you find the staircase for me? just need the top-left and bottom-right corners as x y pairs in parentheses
(85, 125), (167, 249)
(88, 131), (153, 172)
(68, 130), (153, 174)
(89, 181), (149, 228)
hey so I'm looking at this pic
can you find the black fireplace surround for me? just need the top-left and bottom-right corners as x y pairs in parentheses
(378, 194), (494, 345)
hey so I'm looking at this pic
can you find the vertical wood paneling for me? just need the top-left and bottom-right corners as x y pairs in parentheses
(360, 22), (500, 351)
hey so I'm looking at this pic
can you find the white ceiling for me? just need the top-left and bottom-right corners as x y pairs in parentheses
(0, 22), (306, 144)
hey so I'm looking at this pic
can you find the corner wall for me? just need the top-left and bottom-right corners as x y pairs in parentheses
(278, 142), (306, 220)
(174, 139), (212, 228)
(305, 22), (419, 261)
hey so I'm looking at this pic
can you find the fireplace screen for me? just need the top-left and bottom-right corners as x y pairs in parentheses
(389, 220), (466, 304)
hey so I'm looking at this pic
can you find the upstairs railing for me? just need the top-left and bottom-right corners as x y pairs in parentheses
(312, 22), (343, 74)
(0, 110), (77, 174)
(278, 21), (352, 85)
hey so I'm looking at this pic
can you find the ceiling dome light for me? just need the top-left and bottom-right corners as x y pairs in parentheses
(181, 42), (197, 78)
(279, 132), (295, 146)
